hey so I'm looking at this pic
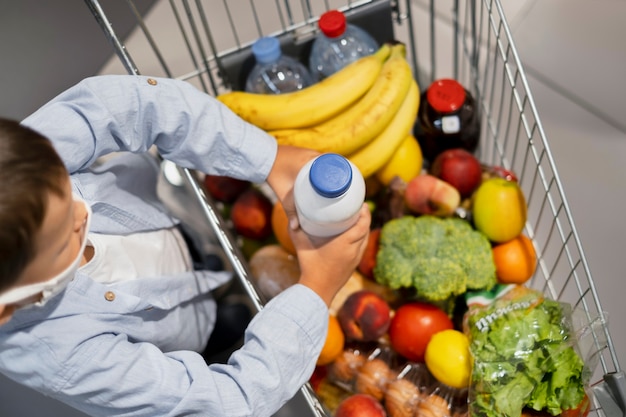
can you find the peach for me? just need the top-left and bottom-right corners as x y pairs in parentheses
(335, 393), (387, 417)
(429, 148), (482, 198)
(203, 174), (250, 203)
(404, 174), (460, 216)
(230, 187), (273, 240)
(337, 290), (391, 342)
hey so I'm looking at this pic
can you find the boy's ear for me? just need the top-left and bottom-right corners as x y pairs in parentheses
(0, 304), (16, 326)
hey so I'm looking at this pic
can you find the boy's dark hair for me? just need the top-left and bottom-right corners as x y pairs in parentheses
(0, 118), (68, 293)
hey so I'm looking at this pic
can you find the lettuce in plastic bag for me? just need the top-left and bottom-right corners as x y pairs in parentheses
(464, 285), (587, 417)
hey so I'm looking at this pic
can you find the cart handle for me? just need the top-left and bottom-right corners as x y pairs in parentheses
(593, 371), (626, 416)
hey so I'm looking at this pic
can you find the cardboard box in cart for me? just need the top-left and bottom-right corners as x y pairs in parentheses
(86, 0), (624, 415)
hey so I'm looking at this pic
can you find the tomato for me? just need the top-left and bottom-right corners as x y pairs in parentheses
(561, 394), (591, 417)
(388, 301), (454, 362)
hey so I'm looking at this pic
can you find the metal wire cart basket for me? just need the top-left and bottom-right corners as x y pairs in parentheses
(84, 1), (625, 415)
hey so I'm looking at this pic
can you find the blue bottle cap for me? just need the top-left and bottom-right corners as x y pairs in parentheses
(251, 36), (281, 64)
(309, 153), (352, 198)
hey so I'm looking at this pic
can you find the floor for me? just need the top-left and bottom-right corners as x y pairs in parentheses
(1, 0), (625, 416)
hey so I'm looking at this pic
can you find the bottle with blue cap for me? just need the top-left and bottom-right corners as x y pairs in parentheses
(245, 36), (313, 94)
(294, 153), (366, 238)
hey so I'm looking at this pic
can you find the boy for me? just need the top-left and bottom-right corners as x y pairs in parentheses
(0, 75), (370, 416)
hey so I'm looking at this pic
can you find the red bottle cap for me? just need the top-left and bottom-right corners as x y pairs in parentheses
(426, 79), (466, 113)
(318, 10), (347, 38)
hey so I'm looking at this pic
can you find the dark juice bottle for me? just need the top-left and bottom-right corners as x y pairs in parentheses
(414, 78), (481, 164)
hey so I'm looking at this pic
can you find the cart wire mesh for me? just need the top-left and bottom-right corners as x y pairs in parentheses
(84, 0), (624, 415)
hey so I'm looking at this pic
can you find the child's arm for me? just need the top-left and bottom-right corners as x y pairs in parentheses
(21, 75), (277, 183)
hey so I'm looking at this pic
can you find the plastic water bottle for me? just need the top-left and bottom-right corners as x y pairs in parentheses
(245, 36), (313, 94)
(294, 153), (366, 238)
(308, 10), (379, 81)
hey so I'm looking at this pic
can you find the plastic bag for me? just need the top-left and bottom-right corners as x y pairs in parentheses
(324, 343), (469, 417)
(463, 284), (604, 417)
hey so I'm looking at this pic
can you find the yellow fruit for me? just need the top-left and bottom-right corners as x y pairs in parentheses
(217, 44), (391, 131)
(376, 135), (423, 185)
(472, 178), (527, 243)
(270, 43), (413, 155)
(348, 79), (420, 178)
(424, 329), (471, 389)
(317, 315), (345, 366)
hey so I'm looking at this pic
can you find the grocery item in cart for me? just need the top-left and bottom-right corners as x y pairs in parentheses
(294, 153), (366, 237)
(464, 285), (595, 417)
(308, 9), (378, 81)
(83, 1), (623, 415)
(414, 79), (481, 164)
(245, 36), (313, 94)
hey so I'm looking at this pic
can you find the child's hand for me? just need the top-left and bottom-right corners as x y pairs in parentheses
(266, 145), (319, 204)
(291, 203), (371, 307)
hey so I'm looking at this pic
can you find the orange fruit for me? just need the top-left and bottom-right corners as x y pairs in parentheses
(492, 234), (537, 284)
(271, 201), (297, 256)
(317, 315), (345, 366)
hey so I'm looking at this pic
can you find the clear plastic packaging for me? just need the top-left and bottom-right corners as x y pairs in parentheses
(245, 36), (313, 94)
(293, 153), (366, 238)
(463, 285), (600, 417)
(308, 9), (378, 81)
(323, 344), (469, 417)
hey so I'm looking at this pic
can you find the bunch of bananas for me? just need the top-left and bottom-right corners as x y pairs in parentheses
(217, 42), (420, 179)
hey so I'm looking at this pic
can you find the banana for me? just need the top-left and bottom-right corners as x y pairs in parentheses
(216, 44), (391, 131)
(348, 78), (420, 178)
(269, 43), (413, 156)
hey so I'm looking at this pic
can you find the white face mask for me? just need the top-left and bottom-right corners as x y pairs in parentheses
(0, 194), (92, 307)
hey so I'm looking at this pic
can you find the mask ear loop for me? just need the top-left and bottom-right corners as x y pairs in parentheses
(0, 197), (93, 307)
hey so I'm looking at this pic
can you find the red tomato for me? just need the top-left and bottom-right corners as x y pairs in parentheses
(561, 394), (591, 417)
(388, 301), (454, 362)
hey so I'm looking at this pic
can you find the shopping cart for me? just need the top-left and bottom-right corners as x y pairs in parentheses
(84, 0), (625, 415)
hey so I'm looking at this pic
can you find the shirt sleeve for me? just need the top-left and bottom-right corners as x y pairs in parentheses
(0, 284), (328, 417)
(20, 74), (277, 183)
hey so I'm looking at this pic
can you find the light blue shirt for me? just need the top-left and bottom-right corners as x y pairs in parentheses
(0, 75), (328, 417)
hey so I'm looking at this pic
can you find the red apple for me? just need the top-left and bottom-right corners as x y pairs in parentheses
(429, 148), (482, 198)
(308, 366), (327, 393)
(337, 290), (391, 342)
(204, 174), (251, 203)
(335, 393), (387, 417)
(388, 302), (454, 362)
(404, 174), (460, 216)
(230, 188), (273, 240)
(357, 228), (381, 280)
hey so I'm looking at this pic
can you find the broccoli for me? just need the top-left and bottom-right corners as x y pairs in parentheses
(373, 215), (497, 307)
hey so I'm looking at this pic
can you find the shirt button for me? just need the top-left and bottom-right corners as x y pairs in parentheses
(104, 291), (116, 302)
(147, 78), (158, 86)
